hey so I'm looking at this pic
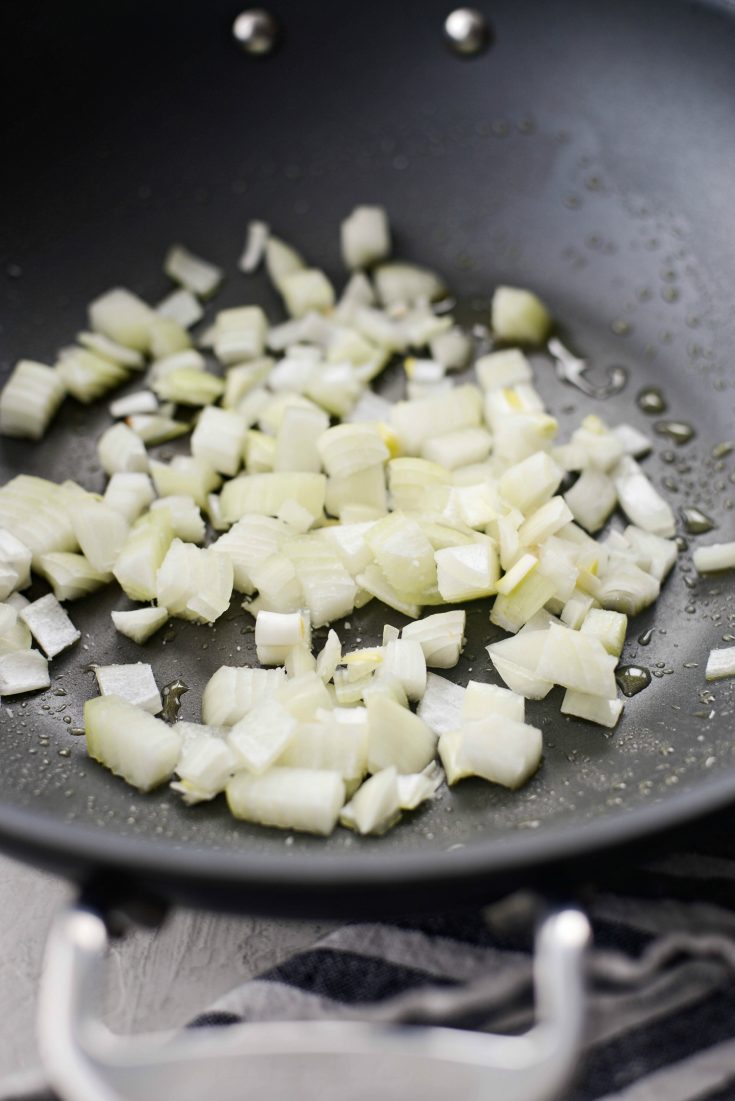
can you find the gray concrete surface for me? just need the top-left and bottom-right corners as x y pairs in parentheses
(0, 853), (329, 1081)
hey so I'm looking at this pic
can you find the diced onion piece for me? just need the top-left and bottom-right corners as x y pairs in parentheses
(78, 331), (145, 369)
(227, 697), (296, 774)
(0, 602), (32, 656)
(571, 416), (626, 472)
(397, 761), (444, 810)
(281, 269), (335, 318)
(318, 424), (389, 479)
(125, 414), (190, 446)
(88, 288), (156, 352)
(560, 589), (596, 630)
(279, 708), (368, 781)
(706, 647), (735, 681)
(84, 695), (181, 791)
(402, 610), (465, 669)
(156, 539), (234, 624)
(214, 306), (267, 365)
(286, 538), (357, 627)
(623, 526), (677, 582)
(98, 423), (149, 475)
(356, 563), (421, 619)
(0, 360), (65, 440)
(113, 511), (173, 602)
(109, 391), (158, 418)
(430, 326), (471, 370)
(152, 368), (225, 406)
(275, 404), (330, 474)
(341, 767), (401, 835)
(156, 288), (204, 329)
(374, 262), (445, 308)
(491, 286), (551, 345)
(285, 643), (317, 678)
(223, 360), (273, 410)
(536, 623), (617, 698)
(39, 552), (111, 602)
(613, 423), (652, 458)
(561, 689), (623, 728)
(20, 594), (79, 658)
(148, 317), (191, 359)
(422, 426), (492, 470)
(278, 672), (332, 721)
(440, 715), (542, 789)
(164, 244), (222, 298)
(55, 343), (127, 403)
(436, 542), (499, 602)
(111, 606), (169, 644)
(390, 384), (482, 455)
(518, 496), (574, 547)
(249, 553), (304, 614)
(462, 681), (525, 723)
(149, 349), (204, 380)
(149, 456), (221, 509)
(202, 666), (286, 727)
(579, 608), (627, 657)
(190, 406), (247, 477)
(366, 694), (436, 775)
(265, 236), (306, 292)
(499, 452), (563, 514)
(0, 476), (77, 567)
(173, 737), (238, 804)
(341, 206), (391, 270)
(211, 515), (287, 593)
(220, 472), (326, 525)
(227, 766), (344, 835)
(71, 502), (129, 574)
(381, 638), (427, 701)
(255, 610), (311, 666)
(0, 529), (31, 598)
(475, 349), (532, 391)
(595, 563), (659, 616)
(491, 568), (558, 633)
(326, 464), (387, 519)
(693, 542), (735, 574)
(564, 469), (617, 534)
(316, 629), (342, 682)
(415, 672), (464, 735)
(0, 649), (50, 694)
(487, 631), (553, 700)
(149, 495), (205, 544)
(239, 220), (270, 273)
(95, 662), (162, 714)
(613, 456), (676, 537)
(493, 412), (558, 466)
(366, 512), (436, 598)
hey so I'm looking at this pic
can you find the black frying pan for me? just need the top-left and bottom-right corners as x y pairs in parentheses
(2, 0), (735, 918)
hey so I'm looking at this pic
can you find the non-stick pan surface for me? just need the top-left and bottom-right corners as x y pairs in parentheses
(2, 0), (735, 916)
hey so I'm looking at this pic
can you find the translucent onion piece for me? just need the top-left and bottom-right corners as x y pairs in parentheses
(227, 697), (297, 774)
(227, 766), (345, 836)
(150, 495), (205, 544)
(239, 220), (270, 273)
(318, 423), (389, 479)
(564, 469), (617, 534)
(84, 695), (181, 792)
(613, 456), (676, 537)
(20, 594), (80, 658)
(436, 542), (499, 602)
(561, 689), (623, 728)
(390, 384), (482, 455)
(265, 236), (306, 293)
(111, 606), (169, 644)
(341, 206), (391, 270)
(152, 367), (225, 406)
(499, 452), (563, 514)
(279, 710), (368, 782)
(212, 515), (287, 593)
(623, 526), (677, 582)
(613, 423), (652, 458)
(367, 694), (436, 775)
(281, 269), (335, 318)
(113, 511), (173, 602)
(487, 630), (553, 699)
(190, 406), (247, 477)
(518, 496), (574, 547)
(430, 326), (471, 370)
(595, 563), (660, 616)
(381, 638), (427, 701)
(156, 288), (204, 329)
(156, 539), (234, 624)
(422, 426), (492, 470)
(536, 623), (617, 698)
(201, 666), (286, 727)
(0, 649), (50, 694)
(341, 767), (401, 835)
(275, 404), (329, 474)
(462, 681), (525, 723)
(255, 610), (311, 666)
(373, 262), (445, 308)
(88, 288), (156, 352)
(475, 349), (532, 391)
(148, 317), (191, 360)
(97, 423), (149, 476)
(440, 715), (543, 789)
(214, 306), (267, 365)
(0, 360), (65, 440)
(0, 529), (31, 598)
(220, 472), (326, 525)
(249, 554), (304, 614)
(402, 610), (466, 669)
(173, 737), (238, 804)
(164, 244), (223, 298)
(95, 662), (162, 714)
(71, 502), (129, 575)
(706, 647), (735, 681)
(149, 456), (221, 509)
(285, 537), (357, 627)
(125, 414), (190, 446)
(109, 391), (158, 419)
(491, 286), (551, 345)
(693, 542), (735, 574)
(78, 331), (145, 369)
(39, 552), (111, 602)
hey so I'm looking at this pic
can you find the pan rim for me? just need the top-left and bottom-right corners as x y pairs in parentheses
(1, 765), (734, 902)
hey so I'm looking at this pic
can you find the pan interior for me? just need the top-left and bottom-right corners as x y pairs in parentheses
(2, 0), (735, 881)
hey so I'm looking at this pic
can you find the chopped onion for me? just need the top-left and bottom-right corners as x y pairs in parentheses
(518, 496), (574, 547)
(415, 672), (464, 734)
(613, 423), (651, 458)
(341, 206), (391, 270)
(440, 715), (543, 788)
(390, 384), (482, 455)
(95, 662), (162, 714)
(201, 666), (286, 727)
(281, 269), (335, 318)
(279, 709), (368, 782)
(366, 693), (436, 775)
(20, 594), (80, 658)
(109, 391), (159, 418)
(462, 680), (525, 723)
(705, 647), (735, 681)
(249, 553), (304, 614)
(148, 317), (191, 359)
(402, 610), (465, 669)
(0, 649), (49, 694)
(149, 456), (221, 508)
(491, 286), (551, 345)
(220, 472), (326, 525)
(126, 413), (190, 446)
(255, 610), (311, 666)
(436, 542), (499, 602)
(381, 638), (427, 701)
(227, 697), (296, 774)
(173, 737), (238, 804)
(316, 629), (342, 682)
(595, 563), (660, 616)
(278, 672), (332, 721)
(613, 456), (676, 537)
(189, 406), (247, 478)
(78, 331), (145, 369)
(564, 469), (617, 534)
(39, 552), (111, 602)
(430, 326), (471, 370)
(499, 452), (563, 514)
(164, 244), (223, 298)
(560, 589), (596, 630)
(275, 404), (329, 474)
(113, 511), (173, 602)
(0, 360), (66, 440)
(148, 349), (204, 380)
(97, 422), (149, 475)
(422, 426), (492, 471)
(0, 529), (31, 598)
(623, 526), (677, 582)
(227, 766), (344, 835)
(84, 694), (181, 791)
(111, 606), (169, 644)
(152, 367), (225, 406)
(223, 360), (273, 410)
(475, 349), (532, 391)
(89, 288), (156, 352)
(156, 288), (204, 329)
(693, 542), (735, 575)
(239, 219), (270, 273)
(341, 767), (401, 835)
(561, 689), (623, 728)
(487, 630), (553, 699)
(373, 262), (445, 308)
(156, 539), (233, 624)
(579, 608), (627, 657)
(536, 623), (617, 698)
(211, 514), (287, 593)
(265, 236), (306, 292)
(286, 538), (357, 627)
(150, 495), (205, 544)
(214, 306), (267, 365)
(397, 761), (444, 810)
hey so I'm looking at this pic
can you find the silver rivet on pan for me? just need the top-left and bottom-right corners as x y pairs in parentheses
(232, 9), (279, 56)
(444, 8), (491, 57)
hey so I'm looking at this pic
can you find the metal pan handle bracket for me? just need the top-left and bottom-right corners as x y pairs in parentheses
(38, 899), (590, 1101)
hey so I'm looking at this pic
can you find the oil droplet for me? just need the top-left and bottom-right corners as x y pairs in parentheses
(53, 687), (67, 697)
(676, 536), (689, 552)
(616, 665), (652, 697)
(713, 442), (734, 459)
(611, 319), (631, 336)
(161, 679), (188, 723)
(58, 748), (71, 758)
(661, 450), (676, 464)
(654, 421), (695, 446)
(683, 661), (699, 669)
(684, 575), (697, 590)
(637, 629), (654, 646)
(680, 507), (716, 535)
(70, 727), (85, 736)
(637, 387), (667, 415)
